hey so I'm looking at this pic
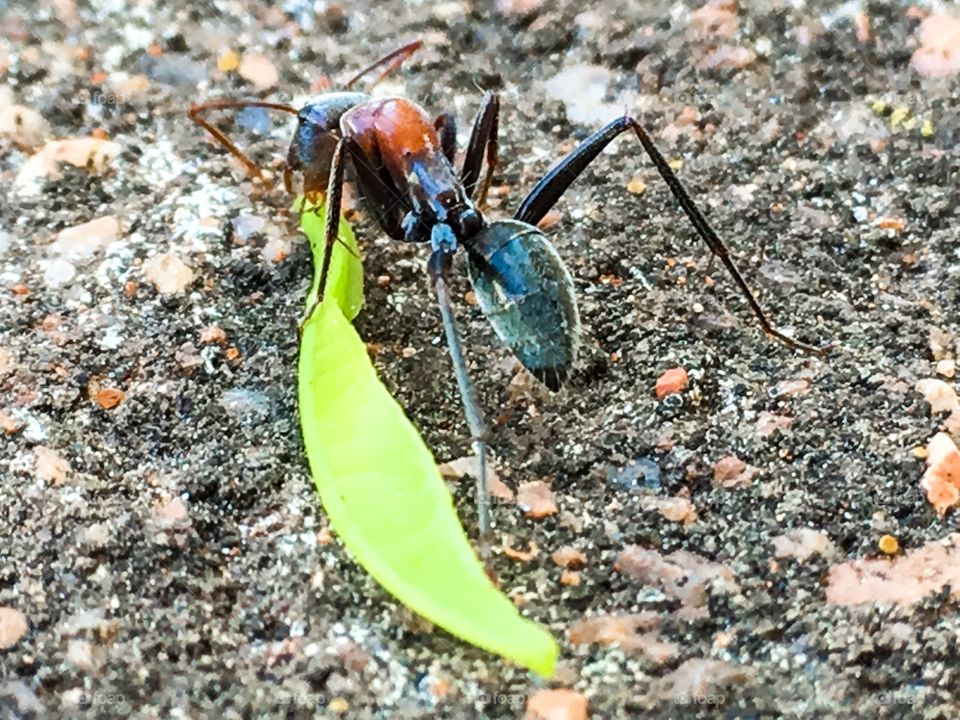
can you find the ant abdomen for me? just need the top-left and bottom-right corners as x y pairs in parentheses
(465, 220), (580, 391)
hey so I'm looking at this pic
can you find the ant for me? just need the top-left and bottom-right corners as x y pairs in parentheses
(189, 40), (827, 554)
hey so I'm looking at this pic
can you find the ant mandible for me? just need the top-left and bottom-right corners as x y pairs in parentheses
(189, 40), (827, 553)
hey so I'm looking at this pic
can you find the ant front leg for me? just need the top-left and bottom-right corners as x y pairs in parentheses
(434, 112), (458, 164)
(300, 138), (348, 334)
(461, 92), (499, 207)
(428, 245), (492, 559)
(515, 116), (830, 355)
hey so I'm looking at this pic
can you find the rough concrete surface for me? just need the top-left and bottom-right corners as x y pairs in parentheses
(1, 0), (959, 718)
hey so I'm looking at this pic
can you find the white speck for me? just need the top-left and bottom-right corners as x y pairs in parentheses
(42, 258), (76, 288)
(100, 326), (123, 350)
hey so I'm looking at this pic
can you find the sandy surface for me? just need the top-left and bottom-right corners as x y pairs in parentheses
(2, 0), (960, 718)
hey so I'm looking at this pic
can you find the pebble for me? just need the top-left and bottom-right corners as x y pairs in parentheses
(525, 689), (588, 720)
(42, 258), (76, 288)
(219, 388), (273, 424)
(199, 326), (227, 344)
(15, 137), (120, 194)
(261, 237), (290, 264)
(545, 64), (624, 125)
(552, 546), (587, 569)
(233, 214), (267, 240)
(655, 367), (688, 399)
(0, 607), (28, 649)
(712, 455), (757, 488)
(936, 359), (956, 379)
(34, 445), (69, 483)
(910, 15), (960, 78)
(80, 522), (110, 549)
(920, 432), (960, 516)
(239, 52), (279, 90)
(496, 0), (544, 16)
(51, 216), (120, 264)
(143, 253), (194, 294)
(140, 53), (207, 87)
(915, 378), (960, 434)
(606, 458), (661, 492)
(0, 102), (50, 147)
(438, 455), (514, 500)
(516, 480), (558, 519)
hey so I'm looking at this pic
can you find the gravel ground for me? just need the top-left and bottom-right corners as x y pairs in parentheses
(2, 0), (960, 718)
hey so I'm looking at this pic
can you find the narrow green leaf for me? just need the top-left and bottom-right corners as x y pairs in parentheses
(296, 200), (558, 677)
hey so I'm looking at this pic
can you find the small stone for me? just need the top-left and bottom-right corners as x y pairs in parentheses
(94, 388), (124, 410)
(42, 258), (76, 288)
(496, 0), (544, 17)
(755, 411), (792, 437)
(0, 607), (28, 649)
(911, 15), (960, 78)
(697, 44), (755, 70)
(936, 359), (956, 379)
(34, 446), (69, 483)
(712, 455), (757, 488)
(328, 697), (349, 714)
(655, 367), (688, 399)
(552, 546), (587, 569)
(606, 458), (661, 492)
(233, 214), (266, 240)
(626, 178), (647, 194)
(261, 237), (290, 263)
(50, 216), (120, 264)
(503, 540), (539, 562)
(66, 639), (95, 671)
(771, 529), (834, 561)
(81, 523), (110, 549)
(920, 432), (960, 516)
(0, 411), (20, 434)
(15, 138), (120, 193)
(219, 388), (272, 424)
(878, 535), (899, 555)
(639, 495), (697, 524)
(153, 497), (189, 527)
(143, 253), (194, 294)
(200, 326), (227, 344)
(560, 571), (581, 586)
(516, 480), (558, 519)
(525, 689), (588, 720)
(915, 378), (960, 434)
(0, 103), (50, 147)
(218, 49), (241, 73)
(438, 455), (514, 500)
(239, 52), (279, 90)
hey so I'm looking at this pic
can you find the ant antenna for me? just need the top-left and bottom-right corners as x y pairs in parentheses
(344, 40), (424, 91)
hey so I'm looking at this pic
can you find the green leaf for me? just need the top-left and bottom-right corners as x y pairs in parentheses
(296, 199), (558, 677)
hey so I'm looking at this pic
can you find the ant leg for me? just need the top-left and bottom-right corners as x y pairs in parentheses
(344, 137), (410, 239)
(188, 100), (299, 185)
(515, 116), (830, 355)
(301, 138), (348, 330)
(344, 39), (424, 90)
(428, 248), (492, 558)
(461, 92), (499, 206)
(435, 112), (458, 164)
